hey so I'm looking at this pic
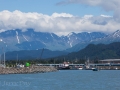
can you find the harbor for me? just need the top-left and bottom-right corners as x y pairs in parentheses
(0, 58), (120, 75)
(37, 63), (120, 70)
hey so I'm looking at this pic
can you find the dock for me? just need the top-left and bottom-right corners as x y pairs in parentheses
(36, 63), (120, 70)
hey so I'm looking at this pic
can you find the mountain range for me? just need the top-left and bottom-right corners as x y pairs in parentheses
(0, 29), (107, 53)
(66, 30), (120, 52)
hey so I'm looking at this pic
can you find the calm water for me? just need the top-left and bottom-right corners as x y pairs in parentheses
(0, 70), (120, 90)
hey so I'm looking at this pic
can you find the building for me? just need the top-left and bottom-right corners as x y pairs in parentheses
(99, 59), (120, 64)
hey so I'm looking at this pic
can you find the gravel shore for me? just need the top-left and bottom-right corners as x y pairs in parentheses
(0, 66), (57, 74)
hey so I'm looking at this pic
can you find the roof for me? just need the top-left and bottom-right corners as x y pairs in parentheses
(100, 59), (120, 61)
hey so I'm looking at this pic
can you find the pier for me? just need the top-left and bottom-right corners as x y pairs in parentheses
(36, 63), (120, 70)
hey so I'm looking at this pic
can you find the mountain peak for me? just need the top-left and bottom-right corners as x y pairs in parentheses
(67, 32), (76, 37)
(112, 30), (120, 38)
(114, 30), (120, 33)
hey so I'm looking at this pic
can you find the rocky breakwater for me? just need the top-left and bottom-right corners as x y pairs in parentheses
(0, 66), (57, 74)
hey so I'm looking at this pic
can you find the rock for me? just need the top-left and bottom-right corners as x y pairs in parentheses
(0, 66), (57, 74)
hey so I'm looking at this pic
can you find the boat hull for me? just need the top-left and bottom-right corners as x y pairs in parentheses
(58, 66), (70, 70)
(92, 68), (98, 71)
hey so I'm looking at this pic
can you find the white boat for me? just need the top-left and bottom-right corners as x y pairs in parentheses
(78, 66), (83, 70)
(58, 62), (70, 70)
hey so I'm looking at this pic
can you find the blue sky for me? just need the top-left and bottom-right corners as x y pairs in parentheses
(0, 0), (119, 36)
(0, 0), (113, 16)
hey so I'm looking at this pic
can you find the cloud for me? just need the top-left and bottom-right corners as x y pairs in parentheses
(57, 0), (120, 22)
(56, 0), (119, 10)
(56, 0), (101, 6)
(0, 10), (120, 36)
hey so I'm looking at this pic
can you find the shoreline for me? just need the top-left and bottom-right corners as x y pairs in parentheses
(0, 66), (57, 74)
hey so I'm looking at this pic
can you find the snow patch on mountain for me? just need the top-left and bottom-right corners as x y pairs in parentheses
(16, 31), (20, 43)
(70, 42), (72, 47)
(22, 34), (28, 41)
(42, 41), (46, 45)
(50, 33), (54, 38)
(0, 39), (2, 41)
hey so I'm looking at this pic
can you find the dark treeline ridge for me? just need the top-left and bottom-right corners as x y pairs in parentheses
(55, 42), (120, 60)
(3, 49), (68, 60)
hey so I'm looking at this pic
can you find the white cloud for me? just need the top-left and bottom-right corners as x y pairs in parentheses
(52, 12), (73, 18)
(100, 14), (112, 18)
(0, 10), (120, 36)
(57, 0), (120, 23)
(57, 0), (120, 10)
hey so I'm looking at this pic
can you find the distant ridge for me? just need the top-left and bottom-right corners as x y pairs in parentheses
(57, 42), (120, 60)
(4, 49), (68, 60)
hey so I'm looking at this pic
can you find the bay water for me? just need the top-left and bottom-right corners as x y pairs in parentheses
(0, 70), (120, 90)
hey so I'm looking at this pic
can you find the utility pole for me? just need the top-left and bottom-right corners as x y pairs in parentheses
(16, 54), (18, 65)
(1, 48), (3, 65)
(4, 51), (5, 67)
(2, 47), (5, 68)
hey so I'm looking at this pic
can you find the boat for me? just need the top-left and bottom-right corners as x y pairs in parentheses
(92, 68), (98, 71)
(58, 62), (70, 70)
(77, 66), (83, 70)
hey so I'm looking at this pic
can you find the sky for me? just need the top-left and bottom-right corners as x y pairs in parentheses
(0, 0), (120, 36)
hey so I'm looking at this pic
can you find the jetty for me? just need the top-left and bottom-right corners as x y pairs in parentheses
(0, 66), (57, 74)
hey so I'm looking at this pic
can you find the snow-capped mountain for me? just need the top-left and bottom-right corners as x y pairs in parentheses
(66, 30), (120, 52)
(0, 29), (106, 53)
(92, 30), (120, 44)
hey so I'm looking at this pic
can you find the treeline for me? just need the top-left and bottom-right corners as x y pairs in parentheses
(3, 49), (68, 60)
(4, 58), (88, 67)
(55, 42), (120, 60)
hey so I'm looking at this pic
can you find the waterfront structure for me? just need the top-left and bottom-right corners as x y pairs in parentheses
(99, 59), (120, 64)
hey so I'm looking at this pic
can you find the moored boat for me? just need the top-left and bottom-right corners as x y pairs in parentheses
(58, 62), (70, 70)
(92, 68), (98, 71)
(77, 66), (83, 70)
